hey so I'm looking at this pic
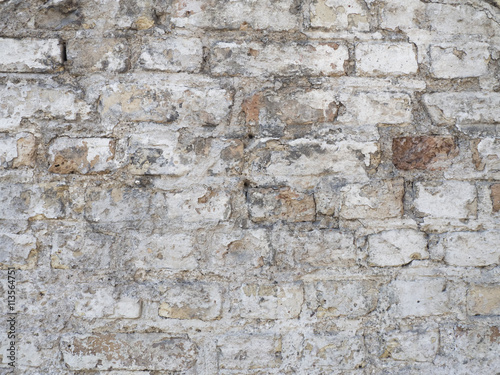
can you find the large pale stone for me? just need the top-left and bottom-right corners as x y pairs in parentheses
(381, 329), (439, 362)
(67, 38), (129, 73)
(0, 233), (37, 269)
(430, 43), (490, 78)
(310, 0), (369, 31)
(390, 279), (450, 317)
(367, 229), (428, 267)
(138, 37), (203, 72)
(356, 43), (418, 76)
(468, 285), (500, 316)
(0, 133), (36, 168)
(0, 38), (62, 72)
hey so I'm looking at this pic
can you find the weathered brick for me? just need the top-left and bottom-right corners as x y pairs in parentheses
(273, 229), (356, 267)
(48, 137), (116, 174)
(315, 280), (379, 318)
(158, 282), (222, 321)
(74, 286), (141, 319)
(309, 0), (369, 31)
(84, 187), (150, 223)
(127, 232), (198, 270)
(367, 229), (428, 267)
(50, 226), (113, 270)
(246, 139), (378, 182)
(379, 0), (425, 31)
(392, 136), (457, 170)
(211, 41), (349, 77)
(340, 179), (404, 219)
(338, 91), (412, 125)
(0, 82), (90, 131)
(0, 233), (37, 269)
(170, 0), (300, 30)
(431, 231), (500, 267)
(423, 92), (500, 126)
(67, 38), (129, 73)
(0, 132), (36, 168)
(356, 43), (418, 76)
(61, 333), (197, 370)
(0, 38), (62, 72)
(97, 75), (232, 126)
(414, 181), (476, 219)
(468, 285), (500, 316)
(216, 334), (282, 370)
(300, 333), (365, 370)
(0, 183), (67, 220)
(239, 282), (303, 319)
(138, 37), (203, 72)
(247, 187), (316, 223)
(430, 43), (490, 78)
(380, 329), (439, 362)
(161, 186), (231, 224)
(128, 130), (242, 176)
(492, 184), (500, 212)
(390, 279), (450, 317)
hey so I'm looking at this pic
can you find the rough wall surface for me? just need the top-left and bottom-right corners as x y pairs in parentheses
(1, 0), (500, 373)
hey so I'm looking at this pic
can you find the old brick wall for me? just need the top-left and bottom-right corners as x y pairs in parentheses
(1, 0), (500, 373)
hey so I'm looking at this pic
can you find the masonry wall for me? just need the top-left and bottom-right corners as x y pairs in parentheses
(1, 0), (500, 373)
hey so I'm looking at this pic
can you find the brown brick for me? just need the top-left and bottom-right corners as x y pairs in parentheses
(491, 184), (500, 212)
(392, 136), (457, 170)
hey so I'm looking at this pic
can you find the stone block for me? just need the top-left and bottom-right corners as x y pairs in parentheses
(48, 137), (116, 174)
(67, 38), (129, 73)
(0, 233), (37, 269)
(310, 0), (369, 31)
(355, 43), (418, 76)
(0, 132), (36, 168)
(491, 184), (500, 212)
(431, 231), (500, 267)
(315, 280), (379, 318)
(340, 179), (404, 219)
(238, 282), (303, 319)
(390, 279), (450, 317)
(0, 38), (62, 72)
(158, 282), (222, 321)
(216, 334), (282, 370)
(414, 181), (476, 219)
(392, 136), (457, 170)
(430, 43), (490, 78)
(247, 187), (316, 223)
(468, 285), (500, 316)
(138, 37), (203, 72)
(367, 229), (428, 267)
(61, 333), (197, 370)
(74, 286), (141, 319)
(381, 329), (439, 362)
(211, 41), (348, 77)
(379, 0), (425, 31)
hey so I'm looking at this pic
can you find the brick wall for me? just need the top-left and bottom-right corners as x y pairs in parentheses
(1, 0), (500, 373)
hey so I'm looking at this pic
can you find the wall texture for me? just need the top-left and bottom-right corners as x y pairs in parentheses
(1, 0), (500, 373)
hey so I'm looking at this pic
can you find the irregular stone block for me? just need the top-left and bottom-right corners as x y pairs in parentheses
(0, 233), (37, 269)
(300, 333), (365, 370)
(74, 286), (141, 319)
(338, 91), (412, 125)
(431, 231), (500, 267)
(491, 184), (500, 212)
(48, 137), (116, 174)
(414, 181), (476, 219)
(138, 37), (203, 72)
(340, 179), (404, 219)
(159, 282), (222, 321)
(315, 280), (379, 318)
(67, 38), (129, 73)
(61, 333), (197, 370)
(239, 282), (303, 319)
(171, 0), (300, 31)
(430, 43), (490, 78)
(247, 187), (316, 223)
(367, 229), (428, 267)
(310, 0), (369, 31)
(381, 329), (439, 362)
(0, 133), (36, 168)
(423, 92), (500, 126)
(392, 136), (457, 170)
(355, 43), (418, 76)
(211, 41), (348, 77)
(216, 334), (282, 370)
(0, 38), (62, 72)
(468, 285), (500, 316)
(390, 279), (450, 317)
(477, 138), (500, 175)
(379, 0), (425, 31)
(0, 82), (90, 131)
